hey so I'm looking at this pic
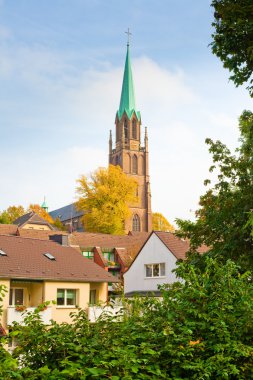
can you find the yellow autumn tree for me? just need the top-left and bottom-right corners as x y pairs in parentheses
(76, 165), (138, 235)
(29, 204), (54, 224)
(152, 212), (175, 232)
(0, 205), (25, 224)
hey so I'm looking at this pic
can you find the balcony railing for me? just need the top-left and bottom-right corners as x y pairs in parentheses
(87, 305), (123, 323)
(7, 306), (52, 325)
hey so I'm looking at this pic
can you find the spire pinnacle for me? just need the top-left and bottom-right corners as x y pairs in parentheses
(117, 39), (141, 121)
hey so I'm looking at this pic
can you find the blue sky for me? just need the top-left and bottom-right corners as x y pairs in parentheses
(0, 0), (252, 224)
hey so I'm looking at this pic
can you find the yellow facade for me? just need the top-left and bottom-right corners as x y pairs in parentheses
(22, 223), (51, 231)
(0, 279), (108, 330)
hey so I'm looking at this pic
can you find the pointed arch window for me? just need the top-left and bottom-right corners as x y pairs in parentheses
(132, 214), (140, 232)
(132, 119), (137, 139)
(124, 119), (128, 139)
(132, 155), (138, 174)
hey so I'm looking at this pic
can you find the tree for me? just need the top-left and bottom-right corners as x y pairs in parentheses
(211, 0), (253, 96)
(76, 165), (138, 235)
(28, 204), (54, 224)
(177, 110), (253, 270)
(152, 212), (175, 232)
(0, 205), (25, 224)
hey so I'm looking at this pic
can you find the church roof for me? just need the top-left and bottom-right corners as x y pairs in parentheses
(49, 203), (83, 223)
(117, 44), (141, 121)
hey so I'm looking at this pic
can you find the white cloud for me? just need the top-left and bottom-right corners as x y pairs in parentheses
(1, 46), (250, 224)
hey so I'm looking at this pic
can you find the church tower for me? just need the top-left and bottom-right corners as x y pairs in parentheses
(109, 41), (152, 232)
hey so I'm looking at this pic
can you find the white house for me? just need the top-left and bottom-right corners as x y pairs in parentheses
(124, 231), (207, 296)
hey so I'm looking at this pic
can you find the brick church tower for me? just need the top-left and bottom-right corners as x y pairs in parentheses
(109, 42), (152, 232)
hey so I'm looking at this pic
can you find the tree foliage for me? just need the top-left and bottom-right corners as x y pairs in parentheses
(177, 110), (253, 270)
(152, 212), (175, 232)
(1, 258), (252, 379)
(0, 205), (25, 224)
(76, 165), (137, 235)
(211, 0), (253, 96)
(28, 204), (54, 225)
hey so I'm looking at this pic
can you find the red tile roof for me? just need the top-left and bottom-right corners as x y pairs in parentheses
(0, 224), (18, 235)
(155, 231), (208, 260)
(69, 231), (150, 266)
(0, 235), (117, 283)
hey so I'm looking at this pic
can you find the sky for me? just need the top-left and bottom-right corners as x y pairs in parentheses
(0, 0), (252, 226)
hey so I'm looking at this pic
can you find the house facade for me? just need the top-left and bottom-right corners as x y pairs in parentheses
(124, 231), (207, 297)
(0, 234), (117, 335)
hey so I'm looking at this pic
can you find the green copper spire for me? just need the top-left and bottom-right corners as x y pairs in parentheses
(41, 196), (49, 212)
(117, 44), (141, 121)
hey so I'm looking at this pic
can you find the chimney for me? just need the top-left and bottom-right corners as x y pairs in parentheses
(49, 234), (69, 246)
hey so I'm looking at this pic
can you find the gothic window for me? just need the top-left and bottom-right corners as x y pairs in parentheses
(132, 214), (140, 232)
(132, 155), (138, 174)
(115, 155), (119, 165)
(116, 125), (119, 141)
(124, 118), (128, 139)
(132, 119), (137, 139)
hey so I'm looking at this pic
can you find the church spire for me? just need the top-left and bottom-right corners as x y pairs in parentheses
(117, 40), (141, 121)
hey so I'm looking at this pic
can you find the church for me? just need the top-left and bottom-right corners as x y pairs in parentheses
(50, 41), (152, 233)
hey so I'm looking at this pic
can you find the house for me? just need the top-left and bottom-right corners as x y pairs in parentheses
(13, 211), (55, 231)
(124, 231), (208, 297)
(0, 224), (150, 295)
(69, 231), (150, 294)
(0, 234), (117, 336)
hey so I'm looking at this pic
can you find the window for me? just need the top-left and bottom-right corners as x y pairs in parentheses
(132, 214), (140, 232)
(115, 155), (119, 165)
(44, 253), (55, 260)
(145, 263), (165, 278)
(124, 118), (128, 139)
(103, 252), (115, 261)
(132, 119), (137, 139)
(132, 155), (138, 174)
(9, 288), (24, 306)
(82, 251), (94, 259)
(89, 289), (96, 305)
(57, 289), (77, 306)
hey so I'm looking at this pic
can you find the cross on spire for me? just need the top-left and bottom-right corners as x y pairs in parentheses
(125, 28), (132, 46)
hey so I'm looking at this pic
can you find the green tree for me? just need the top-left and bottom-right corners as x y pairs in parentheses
(76, 165), (138, 235)
(211, 0), (253, 96)
(0, 205), (25, 224)
(177, 110), (253, 270)
(152, 212), (175, 232)
(6, 258), (253, 379)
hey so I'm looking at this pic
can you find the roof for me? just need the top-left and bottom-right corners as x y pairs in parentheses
(117, 44), (141, 121)
(49, 203), (84, 222)
(13, 211), (55, 230)
(126, 231), (209, 271)
(70, 231), (150, 267)
(0, 224), (18, 235)
(0, 235), (117, 283)
(155, 231), (208, 258)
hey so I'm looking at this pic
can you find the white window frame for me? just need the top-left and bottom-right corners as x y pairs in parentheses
(145, 263), (166, 278)
(56, 289), (77, 308)
(9, 288), (24, 306)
